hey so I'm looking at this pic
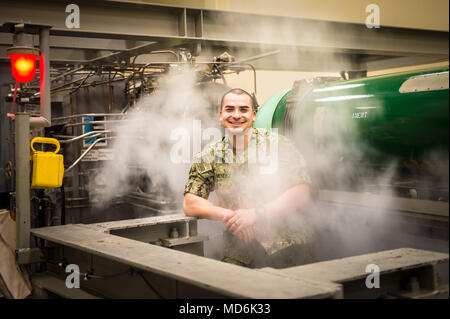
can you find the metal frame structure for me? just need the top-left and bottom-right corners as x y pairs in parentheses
(30, 215), (449, 299)
(0, 0), (448, 71)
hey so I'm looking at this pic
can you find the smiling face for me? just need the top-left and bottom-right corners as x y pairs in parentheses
(220, 92), (256, 134)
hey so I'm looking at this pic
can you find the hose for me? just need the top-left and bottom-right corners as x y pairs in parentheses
(58, 130), (111, 144)
(65, 137), (114, 174)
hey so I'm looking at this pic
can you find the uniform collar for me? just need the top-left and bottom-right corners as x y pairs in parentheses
(222, 128), (258, 149)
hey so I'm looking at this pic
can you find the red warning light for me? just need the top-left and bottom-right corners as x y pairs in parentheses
(8, 53), (38, 83)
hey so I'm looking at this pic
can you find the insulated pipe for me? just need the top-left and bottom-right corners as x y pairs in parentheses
(15, 113), (30, 251)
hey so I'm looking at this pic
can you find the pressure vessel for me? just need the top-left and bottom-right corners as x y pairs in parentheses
(255, 67), (449, 198)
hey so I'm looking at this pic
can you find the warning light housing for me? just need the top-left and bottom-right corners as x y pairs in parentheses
(7, 47), (40, 83)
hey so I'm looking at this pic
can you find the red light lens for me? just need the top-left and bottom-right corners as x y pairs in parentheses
(8, 53), (38, 83)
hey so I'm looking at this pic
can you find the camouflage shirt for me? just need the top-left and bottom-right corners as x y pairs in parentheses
(184, 128), (314, 266)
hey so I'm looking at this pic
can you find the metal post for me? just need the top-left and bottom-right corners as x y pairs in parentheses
(38, 26), (51, 125)
(15, 113), (30, 251)
(12, 31), (34, 47)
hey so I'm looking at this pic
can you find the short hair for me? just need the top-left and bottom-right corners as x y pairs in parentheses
(220, 88), (257, 112)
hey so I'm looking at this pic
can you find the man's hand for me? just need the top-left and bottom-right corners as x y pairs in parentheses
(221, 208), (235, 222)
(223, 209), (257, 244)
(237, 226), (255, 245)
(224, 208), (257, 231)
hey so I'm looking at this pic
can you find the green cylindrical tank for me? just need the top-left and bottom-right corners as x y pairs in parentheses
(255, 67), (449, 195)
(253, 88), (291, 133)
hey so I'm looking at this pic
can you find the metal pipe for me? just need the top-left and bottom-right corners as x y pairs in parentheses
(110, 84), (115, 112)
(65, 137), (114, 173)
(184, 221), (189, 238)
(29, 26), (51, 127)
(126, 194), (172, 206)
(132, 71), (136, 105)
(59, 130), (110, 144)
(149, 50), (180, 61)
(53, 135), (77, 139)
(15, 113), (30, 251)
(51, 77), (126, 93)
(108, 71), (112, 112)
(53, 113), (125, 121)
(51, 76), (87, 91)
(235, 49), (280, 64)
(70, 70), (95, 95)
(51, 66), (85, 82)
(13, 31), (33, 47)
(66, 197), (89, 201)
(59, 131), (109, 139)
(69, 92), (73, 116)
(63, 120), (127, 127)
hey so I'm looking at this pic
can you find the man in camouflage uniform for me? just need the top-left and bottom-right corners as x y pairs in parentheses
(183, 88), (315, 268)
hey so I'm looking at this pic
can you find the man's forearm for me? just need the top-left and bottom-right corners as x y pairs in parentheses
(183, 193), (230, 221)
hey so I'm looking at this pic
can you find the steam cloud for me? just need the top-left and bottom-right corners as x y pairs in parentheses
(88, 15), (447, 271)
(92, 67), (215, 205)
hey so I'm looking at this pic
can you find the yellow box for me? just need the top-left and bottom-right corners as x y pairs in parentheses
(30, 137), (64, 189)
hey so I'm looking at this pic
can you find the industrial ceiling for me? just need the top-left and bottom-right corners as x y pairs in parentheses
(0, 0), (448, 72)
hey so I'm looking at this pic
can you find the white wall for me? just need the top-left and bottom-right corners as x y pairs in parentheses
(224, 70), (339, 104)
